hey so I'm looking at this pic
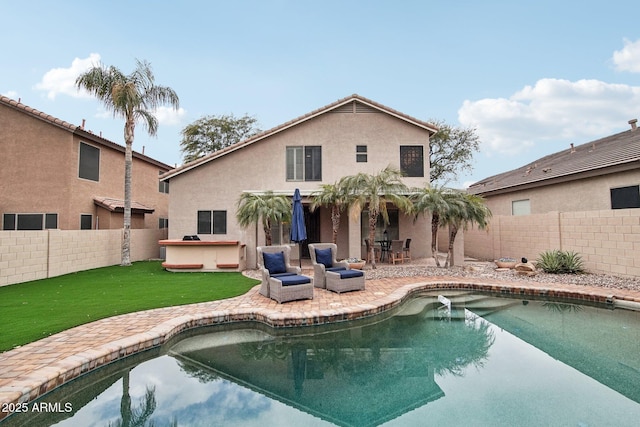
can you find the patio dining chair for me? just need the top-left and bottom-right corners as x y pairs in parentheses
(403, 238), (412, 262)
(390, 239), (405, 264)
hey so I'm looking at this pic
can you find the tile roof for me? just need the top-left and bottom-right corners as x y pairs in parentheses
(0, 95), (173, 170)
(161, 94), (438, 180)
(93, 196), (155, 213)
(468, 126), (640, 195)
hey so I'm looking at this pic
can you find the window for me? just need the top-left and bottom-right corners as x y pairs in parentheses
(159, 172), (169, 193)
(79, 142), (100, 181)
(399, 146), (424, 177)
(286, 146), (322, 181)
(80, 214), (93, 230)
(610, 185), (640, 209)
(3, 213), (57, 230)
(159, 217), (169, 229)
(512, 199), (530, 216)
(356, 145), (368, 162)
(197, 210), (227, 234)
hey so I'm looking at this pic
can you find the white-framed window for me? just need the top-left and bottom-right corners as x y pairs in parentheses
(3, 213), (58, 230)
(79, 142), (100, 181)
(286, 146), (322, 181)
(159, 217), (169, 229)
(512, 199), (530, 216)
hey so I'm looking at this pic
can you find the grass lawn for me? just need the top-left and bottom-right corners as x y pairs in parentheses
(0, 261), (259, 352)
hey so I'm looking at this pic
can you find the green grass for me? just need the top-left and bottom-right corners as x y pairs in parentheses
(0, 261), (259, 352)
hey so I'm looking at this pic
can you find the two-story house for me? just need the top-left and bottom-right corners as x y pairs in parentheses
(160, 94), (438, 268)
(0, 95), (171, 232)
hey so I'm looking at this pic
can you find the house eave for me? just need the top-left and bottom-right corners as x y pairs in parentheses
(470, 160), (640, 197)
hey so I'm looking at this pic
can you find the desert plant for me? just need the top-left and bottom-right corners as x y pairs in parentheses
(536, 250), (585, 274)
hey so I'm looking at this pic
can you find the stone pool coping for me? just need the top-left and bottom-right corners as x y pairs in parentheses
(1, 275), (640, 421)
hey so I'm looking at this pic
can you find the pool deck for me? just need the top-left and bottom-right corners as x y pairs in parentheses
(2, 268), (640, 421)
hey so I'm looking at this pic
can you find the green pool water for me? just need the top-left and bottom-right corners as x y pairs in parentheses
(5, 292), (640, 427)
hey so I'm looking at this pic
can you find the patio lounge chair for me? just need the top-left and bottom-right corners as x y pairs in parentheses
(308, 243), (349, 289)
(256, 245), (313, 303)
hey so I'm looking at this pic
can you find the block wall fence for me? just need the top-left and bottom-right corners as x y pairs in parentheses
(0, 229), (167, 287)
(463, 209), (640, 278)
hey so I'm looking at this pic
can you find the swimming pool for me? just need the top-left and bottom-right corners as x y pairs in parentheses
(5, 291), (640, 426)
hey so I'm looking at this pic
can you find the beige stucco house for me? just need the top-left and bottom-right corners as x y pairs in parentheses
(0, 95), (171, 232)
(161, 94), (438, 268)
(466, 119), (640, 277)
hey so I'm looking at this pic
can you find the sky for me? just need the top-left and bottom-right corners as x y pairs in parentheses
(2, 0), (640, 189)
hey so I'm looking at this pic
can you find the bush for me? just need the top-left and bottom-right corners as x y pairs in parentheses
(536, 250), (585, 274)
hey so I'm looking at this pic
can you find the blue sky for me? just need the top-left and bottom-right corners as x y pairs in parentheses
(2, 0), (640, 188)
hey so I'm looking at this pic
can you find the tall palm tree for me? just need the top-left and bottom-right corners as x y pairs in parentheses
(411, 185), (453, 267)
(236, 191), (291, 246)
(442, 191), (492, 267)
(309, 182), (350, 244)
(339, 166), (411, 268)
(76, 60), (179, 266)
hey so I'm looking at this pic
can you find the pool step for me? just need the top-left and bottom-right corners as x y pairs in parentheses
(396, 294), (519, 318)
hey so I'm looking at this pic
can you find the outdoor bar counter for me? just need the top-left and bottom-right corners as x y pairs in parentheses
(159, 239), (246, 272)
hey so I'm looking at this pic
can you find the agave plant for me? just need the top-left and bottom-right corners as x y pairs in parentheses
(536, 250), (585, 274)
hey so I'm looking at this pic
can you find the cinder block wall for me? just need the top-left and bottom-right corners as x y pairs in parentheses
(464, 209), (640, 277)
(0, 228), (167, 287)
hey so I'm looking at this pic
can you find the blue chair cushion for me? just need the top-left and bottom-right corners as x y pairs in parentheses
(263, 251), (286, 275)
(315, 248), (333, 268)
(336, 269), (364, 279)
(277, 275), (311, 286)
(327, 267), (347, 272)
(271, 272), (296, 278)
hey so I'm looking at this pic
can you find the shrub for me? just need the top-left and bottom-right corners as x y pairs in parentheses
(536, 250), (585, 274)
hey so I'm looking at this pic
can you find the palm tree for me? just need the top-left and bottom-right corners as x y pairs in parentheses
(236, 191), (292, 246)
(309, 182), (350, 244)
(442, 191), (492, 267)
(76, 59), (179, 266)
(339, 166), (412, 268)
(411, 185), (452, 267)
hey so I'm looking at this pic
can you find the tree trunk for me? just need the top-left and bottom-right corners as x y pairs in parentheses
(331, 206), (340, 244)
(121, 120), (135, 266)
(431, 212), (441, 267)
(445, 225), (459, 267)
(264, 219), (272, 246)
(368, 211), (378, 269)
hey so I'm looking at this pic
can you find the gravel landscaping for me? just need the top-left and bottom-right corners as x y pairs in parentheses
(246, 256), (640, 292)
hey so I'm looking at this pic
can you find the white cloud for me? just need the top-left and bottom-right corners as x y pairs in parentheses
(154, 106), (186, 126)
(458, 78), (640, 154)
(34, 53), (101, 99)
(2, 90), (19, 99)
(612, 38), (640, 73)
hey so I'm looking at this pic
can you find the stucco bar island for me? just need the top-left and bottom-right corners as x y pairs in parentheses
(159, 240), (246, 272)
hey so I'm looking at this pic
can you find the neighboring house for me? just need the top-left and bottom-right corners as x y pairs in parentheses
(466, 119), (640, 277)
(161, 94), (438, 268)
(0, 95), (171, 232)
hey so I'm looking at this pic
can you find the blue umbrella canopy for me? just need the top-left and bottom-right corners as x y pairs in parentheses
(290, 188), (307, 243)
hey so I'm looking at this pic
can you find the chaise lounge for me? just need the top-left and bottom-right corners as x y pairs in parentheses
(256, 245), (313, 303)
(309, 243), (365, 293)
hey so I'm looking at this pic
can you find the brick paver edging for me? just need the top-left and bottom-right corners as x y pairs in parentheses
(1, 277), (639, 421)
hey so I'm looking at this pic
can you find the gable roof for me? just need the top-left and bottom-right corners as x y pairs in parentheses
(0, 95), (173, 171)
(161, 94), (438, 181)
(468, 125), (640, 196)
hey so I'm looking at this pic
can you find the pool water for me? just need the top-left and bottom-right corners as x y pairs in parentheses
(6, 292), (640, 427)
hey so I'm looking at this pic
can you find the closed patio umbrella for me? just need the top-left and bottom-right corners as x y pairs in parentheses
(290, 188), (307, 268)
